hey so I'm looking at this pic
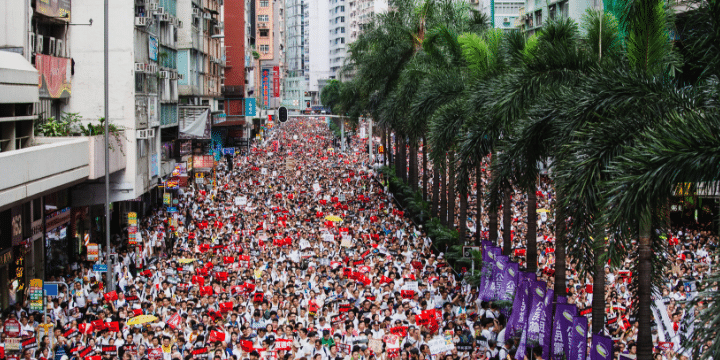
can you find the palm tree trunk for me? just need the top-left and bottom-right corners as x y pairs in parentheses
(526, 184), (537, 273)
(591, 225), (606, 335)
(409, 141), (418, 191)
(432, 165), (440, 218)
(440, 165), (448, 226)
(394, 133), (401, 179)
(637, 211), (653, 359)
(554, 188), (567, 299)
(502, 185), (512, 256)
(422, 138), (428, 202)
(381, 127), (387, 167)
(475, 162), (483, 246)
(459, 188), (467, 242)
(399, 135), (407, 183)
(447, 152), (456, 228)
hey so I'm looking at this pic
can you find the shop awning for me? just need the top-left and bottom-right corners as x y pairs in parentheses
(0, 51), (39, 103)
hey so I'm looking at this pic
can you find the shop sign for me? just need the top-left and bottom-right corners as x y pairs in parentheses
(87, 243), (99, 261)
(149, 36), (158, 61)
(45, 207), (71, 232)
(163, 193), (171, 205)
(36, 54), (72, 98)
(128, 212), (138, 245)
(11, 207), (22, 246)
(167, 207), (178, 213)
(35, 0), (71, 21)
(4, 319), (21, 337)
(193, 155), (214, 169)
(165, 179), (179, 189)
(29, 279), (43, 311)
(0, 250), (13, 266)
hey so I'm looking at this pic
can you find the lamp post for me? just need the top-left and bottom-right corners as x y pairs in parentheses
(104, 0), (113, 290)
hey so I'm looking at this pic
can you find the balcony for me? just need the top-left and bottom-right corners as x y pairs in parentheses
(36, 133), (126, 180)
(0, 138), (89, 209)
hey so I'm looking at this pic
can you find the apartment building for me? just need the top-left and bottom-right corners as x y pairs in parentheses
(516, 0), (600, 34)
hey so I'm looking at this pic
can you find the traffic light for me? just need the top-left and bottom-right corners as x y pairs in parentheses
(278, 107), (288, 123)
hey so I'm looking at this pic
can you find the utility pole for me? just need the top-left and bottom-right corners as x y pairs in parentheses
(341, 119), (345, 152)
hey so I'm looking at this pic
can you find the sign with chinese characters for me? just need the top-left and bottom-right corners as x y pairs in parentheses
(87, 243), (99, 261)
(29, 279), (43, 311)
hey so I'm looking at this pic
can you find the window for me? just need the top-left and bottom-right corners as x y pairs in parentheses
(259, 44), (270, 52)
(259, 29), (269, 37)
(260, 0), (269, 7)
(258, 15), (269, 22)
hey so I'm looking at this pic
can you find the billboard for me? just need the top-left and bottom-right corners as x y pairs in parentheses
(273, 66), (280, 98)
(262, 69), (270, 107)
(36, 0), (71, 21)
(35, 54), (71, 98)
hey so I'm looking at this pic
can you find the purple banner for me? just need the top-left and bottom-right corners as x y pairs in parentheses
(492, 255), (509, 301)
(541, 289), (554, 360)
(502, 262), (519, 301)
(568, 316), (588, 360)
(557, 295), (568, 304)
(590, 334), (613, 360)
(481, 246), (501, 301)
(478, 241), (493, 300)
(551, 304), (577, 360)
(506, 273), (532, 340)
(526, 281), (547, 345)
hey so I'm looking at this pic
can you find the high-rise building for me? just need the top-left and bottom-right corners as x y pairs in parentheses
(252, 0), (284, 110)
(283, 0), (310, 111)
(307, 0), (330, 104)
(348, 0), (387, 43)
(328, 0), (347, 78)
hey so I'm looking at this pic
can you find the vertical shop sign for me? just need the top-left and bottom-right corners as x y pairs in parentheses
(262, 69), (270, 107)
(273, 66), (280, 98)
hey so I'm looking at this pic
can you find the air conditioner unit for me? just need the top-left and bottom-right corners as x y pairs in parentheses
(161, 13), (170, 21)
(178, 73), (184, 80)
(203, 12), (211, 19)
(155, 6), (165, 14)
(135, 17), (148, 26)
(159, 70), (169, 79)
(36, 34), (44, 54)
(28, 33), (35, 55)
(147, 2), (158, 11)
(192, 8), (200, 17)
(146, 129), (156, 138)
(172, 71), (178, 80)
(136, 129), (148, 139)
(177, 20), (183, 28)
(56, 39), (64, 57)
(47, 36), (55, 55)
(135, 63), (146, 72)
(504, 18), (509, 23)
(172, 17), (178, 26)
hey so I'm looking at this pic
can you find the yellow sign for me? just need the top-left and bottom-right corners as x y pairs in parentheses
(195, 172), (205, 179)
(30, 279), (43, 288)
(378, 145), (384, 154)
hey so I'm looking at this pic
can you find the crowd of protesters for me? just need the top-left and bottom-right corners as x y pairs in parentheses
(1, 119), (714, 360)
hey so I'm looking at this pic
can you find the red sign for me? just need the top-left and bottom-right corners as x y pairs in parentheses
(36, 54), (71, 98)
(4, 319), (20, 337)
(193, 155), (214, 169)
(273, 66), (280, 98)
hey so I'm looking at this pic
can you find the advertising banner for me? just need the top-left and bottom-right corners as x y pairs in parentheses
(273, 66), (280, 97)
(35, 54), (72, 98)
(35, 0), (71, 20)
(149, 36), (158, 61)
